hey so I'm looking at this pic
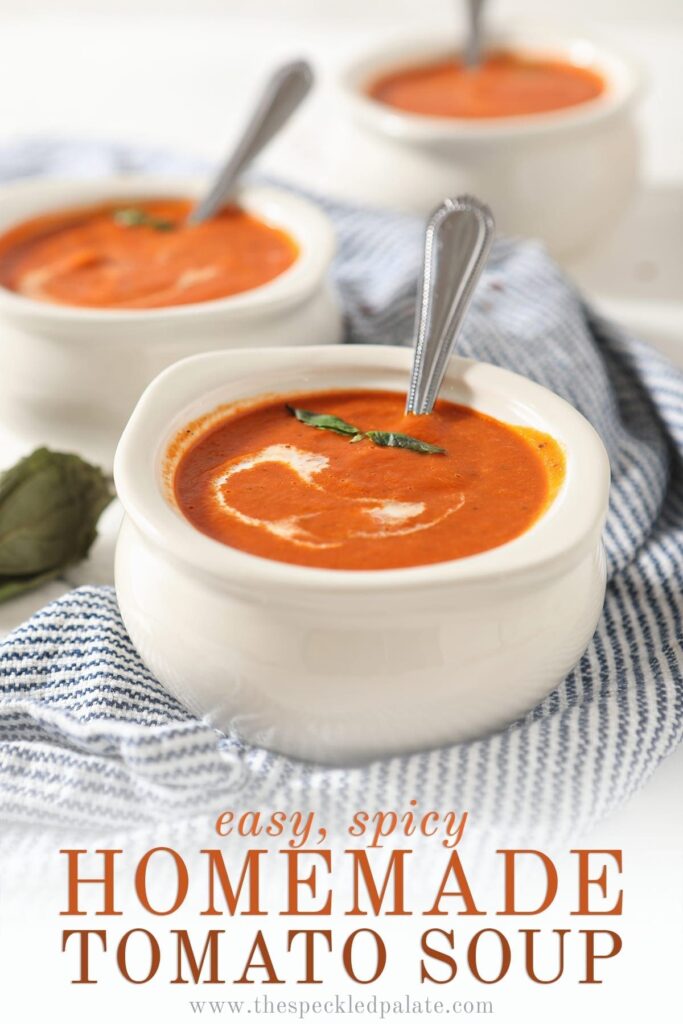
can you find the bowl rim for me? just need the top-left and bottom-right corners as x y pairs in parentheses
(339, 26), (645, 142)
(114, 345), (611, 596)
(0, 176), (336, 325)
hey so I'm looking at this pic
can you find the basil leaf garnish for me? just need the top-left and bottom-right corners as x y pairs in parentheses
(286, 405), (361, 436)
(113, 207), (175, 232)
(286, 405), (446, 455)
(364, 430), (446, 454)
(0, 448), (113, 604)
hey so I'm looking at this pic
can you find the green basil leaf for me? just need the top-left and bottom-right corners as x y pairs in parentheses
(364, 431), (446, 455)
(0, 448), (113, 602)
(286, 405), (447, 455)
(113, 207), (175, 232)
(286, 405), (361, 437)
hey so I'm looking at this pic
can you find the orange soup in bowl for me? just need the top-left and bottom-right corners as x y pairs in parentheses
(0, 199), (299, 309)
(172, 389), (565, 571)
(367, 51), (605, 119)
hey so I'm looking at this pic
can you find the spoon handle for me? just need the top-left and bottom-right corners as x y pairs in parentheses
(405, 196), (494, 416)
(464, 0), (486, 68)
(189, 59), (314, 225)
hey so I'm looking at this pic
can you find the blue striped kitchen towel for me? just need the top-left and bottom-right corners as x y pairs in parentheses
(0, 139), (681, 844)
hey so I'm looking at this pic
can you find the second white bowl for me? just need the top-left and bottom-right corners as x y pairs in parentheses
(0, 176), (342, 468)
(334, 27), (643, 257)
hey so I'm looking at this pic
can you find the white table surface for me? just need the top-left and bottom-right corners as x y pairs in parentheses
(0, 4), (680, 841)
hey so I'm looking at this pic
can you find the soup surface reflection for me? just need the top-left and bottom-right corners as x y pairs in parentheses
(0, 199), (298, 309)
(367, 51), (605, 119)
(172, 389), (565, 571)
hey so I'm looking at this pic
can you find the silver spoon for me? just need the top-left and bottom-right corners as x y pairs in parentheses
(188, 59), (314, 225)
(464, 0), (486, 68)
(406, 196), (495, 416)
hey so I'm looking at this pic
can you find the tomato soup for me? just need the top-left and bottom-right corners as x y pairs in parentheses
(172, 389), (565, 571)
(367, 51), (605, 119)
(0, 199), (298, 309)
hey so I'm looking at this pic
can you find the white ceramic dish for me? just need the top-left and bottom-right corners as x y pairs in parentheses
(114, 344), (610, 765)
(336, 27), (643, 257)
(0, 176), (341, 469)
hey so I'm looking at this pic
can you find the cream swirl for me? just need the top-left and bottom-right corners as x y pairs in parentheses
(211, 443), (464, 550)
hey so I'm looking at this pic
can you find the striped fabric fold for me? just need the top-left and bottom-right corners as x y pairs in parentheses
(0, 140), (681, 843)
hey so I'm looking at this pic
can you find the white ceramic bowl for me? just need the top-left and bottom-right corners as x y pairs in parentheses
(114, 345), (610, 765)
(335, 28), (643, 257)
(0, 175), (341, 469)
